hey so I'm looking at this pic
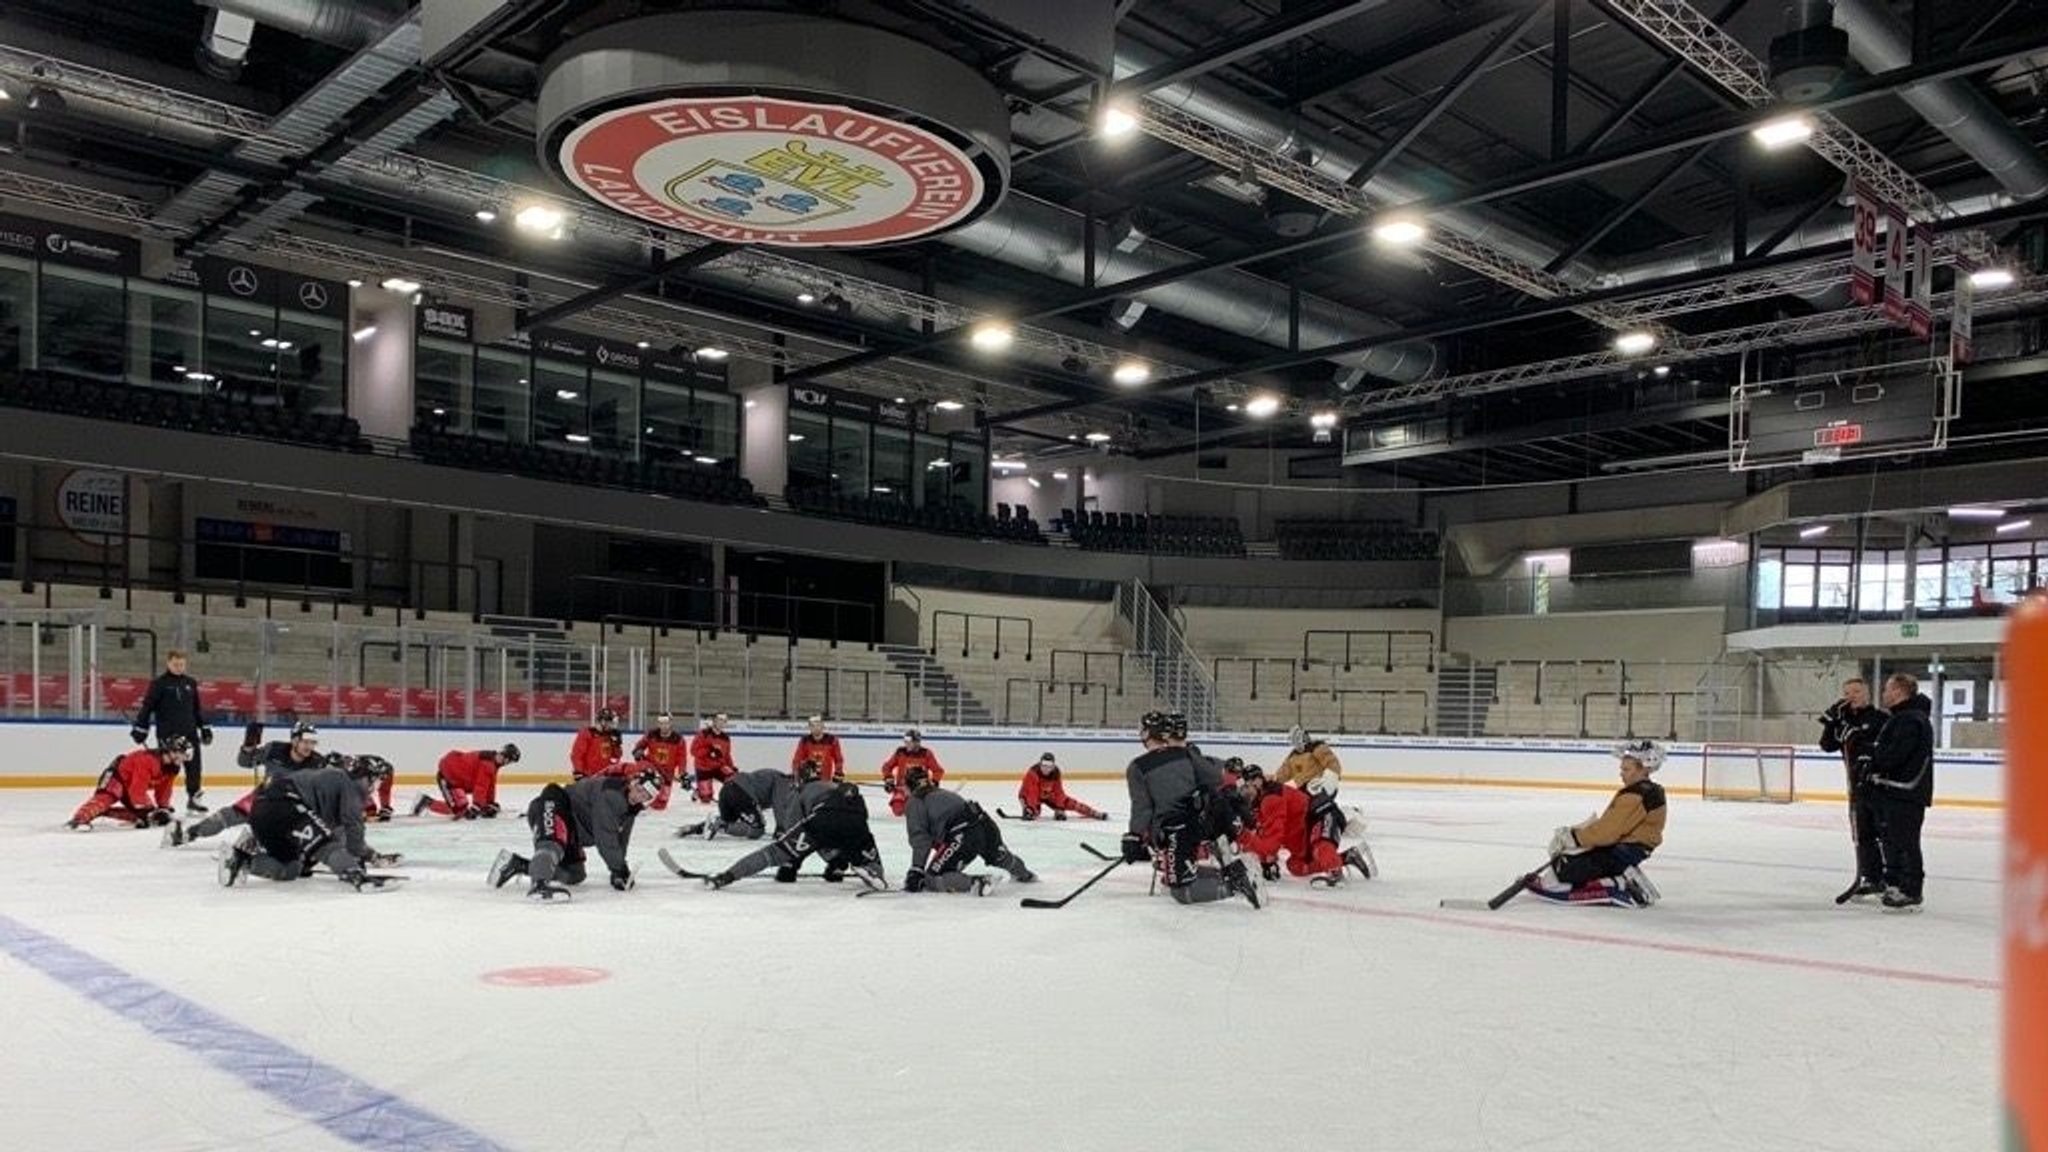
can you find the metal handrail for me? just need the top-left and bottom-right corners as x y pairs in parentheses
(931, 609), (1034, 661)
(1049, 648), (1128, 694)
(1295, 687), (1430, 735)
(1210, 655), (1299, 702)
(1301, 628), (1437, 673)
(1579, 690), (1684, 740)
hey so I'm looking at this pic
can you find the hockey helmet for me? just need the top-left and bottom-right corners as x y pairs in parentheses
(159, 734), (194, 759)
(1287, 725), (1309, 752)
(1139, 710), (1188, 742)
(628, 766), (662, 805)
(902, 765), (936, 794)
(290, 721), (320, 746)
(355, 754), (395, 780)
(1238, 763), (1266, 788)
(1222, 756), (1245, 774)
(595, 707), (618, 727)
(498, 743), (521, 764)
(902, 728), (922, 745)
(796, 758), (824, 784)
(323, 750), (347, 769)
(1614, 739), (1666, 772)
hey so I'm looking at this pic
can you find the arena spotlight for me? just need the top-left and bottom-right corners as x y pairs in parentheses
(1750, 114), (1814, 150)
(1111, 361), (1151, 386)
(380, 276), (421, 295)
(933, 399), (966, 412)
(1371, 217), (1427, 246)
(1098, 104), (1141, 138)
(514, 203), (566, 237)
(1969, 267), (2017, 291)
(1613, 330), (1658, 356)
(695, 346), (730, 361)
(1243, 394), (1282, 418)
(1084, 431), (1113, 442)
(969, 321), (1015, 351)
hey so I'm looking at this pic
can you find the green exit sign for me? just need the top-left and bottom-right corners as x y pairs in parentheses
(1900, 622), (1920, 638)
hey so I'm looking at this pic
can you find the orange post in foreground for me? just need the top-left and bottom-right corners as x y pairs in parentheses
(2007, 594), (2048, 1151)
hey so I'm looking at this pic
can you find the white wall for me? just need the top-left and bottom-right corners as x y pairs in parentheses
(1180, 606), (1442, 657)
(899, 584), (1118, 649)
(1446, 608), (1728, 664)
(345, 285), (416, 441)
(737, 362), (785, 499)
(0, 720), (2003, 804)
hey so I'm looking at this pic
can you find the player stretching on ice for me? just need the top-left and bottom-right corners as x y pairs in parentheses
(1525, 740), (1666, 907)
(791, 715), (845, 782)
(632, 713), (686, 810)
(165, 724), (328, 846)
(571, 708), (624, 780)
(674, 767), (800, 840)
(701, 759), (885, 889)
(1235, 764), (1374, 885)
(1015, 752), (1105, 820)
(689, 713), (737, 803)
(216, 758), (398, 892)
(487, 767), (657, 902)
(902, 765), (1035, 895)
(879, 729), (943, 817)
(1123, 711), (1260, 908)
(413, 744), (520, 819)
(67, 736), (192, 830)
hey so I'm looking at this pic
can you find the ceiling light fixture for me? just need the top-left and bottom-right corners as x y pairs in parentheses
(1027, 476), (1042, 489)
(796, 290), (817, 304)
(1244, 394), (1281, 418)
(1613, 330), (1658, 356)
(514, 203), (566, 236)
(564, 432), (591, 444)
(1084, 431), (1113, 442)
(934, 399), (965, 412)
(635, 340), (650, 349)
(1225, 403), (1240, 413)
(474, 208), (498, 223)
(1371, 216), (1428, 246)
(695, 346), (730, 361)
(431, 407), (446, 416)
(380, 276), (421, 295)
(1996, 519), (2034, 534)
(969, 321), (1014, 351)
(259, 337), (280, 348)
(873, 485), (893, 494)
(1111, 360), (1151, 386)
(1098, 103), (1141, 138)
(1969, 267), (2017, 291)
(787, 433), (805, 442)
(346, 278), (363, 289)
(1948, 506), (2006, 520)
(352, 325), (377, 342)
(1309, 411), (1339, 429)
(555, 389), (579, 401)
(1751, 114), (1815, 150)
(693, 455), (718, 465)
(1799, 525), (1830, 539)
(1052, 470), (1069, 480)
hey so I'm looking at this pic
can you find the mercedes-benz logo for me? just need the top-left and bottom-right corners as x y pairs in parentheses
(297, 282), (329, 310)
(226, 266), (260, 296)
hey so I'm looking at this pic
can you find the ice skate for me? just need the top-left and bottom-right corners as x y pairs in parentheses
(161, 820), (186, 848)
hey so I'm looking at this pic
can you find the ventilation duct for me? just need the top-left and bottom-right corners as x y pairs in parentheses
(195, 10), (256, 83)
(193, 0), (409, 50)
(1768, 1), (1848, 101)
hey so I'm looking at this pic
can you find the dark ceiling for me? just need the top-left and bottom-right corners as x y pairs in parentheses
(1, 0), (2045, 487)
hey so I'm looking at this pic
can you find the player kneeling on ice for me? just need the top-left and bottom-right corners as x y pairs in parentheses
(1234, 765), (1375, 886)
(879, 729), (943, 817)
(413, 744), (520, 820)
(902, 765), (1035, 895)
(1124, 711), (1260, 908)
(217, 757), (399, 892)
(172, 751), (387, 848)
(1526, 740), (1667, 907)
(352, 754), (397, 821)
(1016, 752), (1104, 820)
(675, 766), (800, 840)
(68, 736), (193, 830)
(488, 767), (657, 903)
(702, 759), (884, 890)
(165, 724), (326, 846)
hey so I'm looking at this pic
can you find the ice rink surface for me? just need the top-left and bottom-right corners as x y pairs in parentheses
(0, 776), (2002, 1152)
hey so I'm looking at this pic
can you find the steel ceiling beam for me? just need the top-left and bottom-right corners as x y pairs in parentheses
(520, 243), (740, 330)
(1574, 0), (1750, 155)
(1111, 0), (1397, 99)
(1346, 4), (1550, 188)
(1283, 4), (1525, 108)
(1543, 148), (1703, 272)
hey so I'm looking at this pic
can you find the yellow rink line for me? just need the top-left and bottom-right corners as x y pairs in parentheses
(0, 770), (2003, 808)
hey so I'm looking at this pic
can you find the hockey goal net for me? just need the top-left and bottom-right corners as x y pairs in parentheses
(1700, 743), (1797, 803)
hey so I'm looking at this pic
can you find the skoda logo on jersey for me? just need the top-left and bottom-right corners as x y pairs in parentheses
(297, 282), (329, 310)
(226, 266), (261, 296)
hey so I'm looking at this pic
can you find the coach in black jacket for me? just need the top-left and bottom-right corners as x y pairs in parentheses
(1819, 677), (1889, 895)
(133, 650), (214, 813)
(1858, 672), (1935, 910)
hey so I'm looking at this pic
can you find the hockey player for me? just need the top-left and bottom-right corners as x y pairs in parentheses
(632, 713), (687, 810)
(487, 767), (657, 902)
(702, 760), (884, 889)
(901, 765), (1034, 895)
(1275, 726), (1342, 794)
(68, 736), (192, 830)
(1015, 752), (1104, 820)
(216, 761), (393, 891)
(414, 744), (521, 820)
(1235, 765), (1374, 885)
(1820, 677), (1890, 900)
(353, 754), (398, 821)
(790, 715), (844, 782)
(689, 713), (737, 804)
(1526, 740), (1667, 906)
(1123, 711), (1259, 907)
(570, 708), (624, 780)
(238, 721), (327, 777)
(1859, 672), (1935, 910)
(132, 649), (215, 813)
(674, 767), (800, 840)
(878, 729), (943, 817)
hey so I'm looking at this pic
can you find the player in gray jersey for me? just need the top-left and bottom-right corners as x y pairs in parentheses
(702, 760), (884, 889)
(487, 768), (656, 902)
(1122, 711), (1260, 908)
(900, 765), (1035, 895)
(216, 763), (392, 891)
(674, 767), (800, 840)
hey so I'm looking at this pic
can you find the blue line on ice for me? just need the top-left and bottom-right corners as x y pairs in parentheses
(0, 913), (516, 1152)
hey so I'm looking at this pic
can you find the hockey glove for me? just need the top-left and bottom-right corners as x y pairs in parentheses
(1547, 826), (1578, 857)
(242, 722), (264, 749)
(199, 727), (214, 746)
(144, 807), (175, 827)
(610, 869), (634, 891)
(478, 803), (501, 818)
(774, 865), (799, 883)
(1053, 810), (1067, 821)
(130, 727), (148, 745)
(1120, 833), (1151, 864)
(903, 868), (927, 893)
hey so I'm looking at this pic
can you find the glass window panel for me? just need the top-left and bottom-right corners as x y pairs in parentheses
(39, 266), (125, 380)
(873, 427), (912, 505)
(1755, 553), (1783, 609)
(126, 282), (201, 389)
(416, 339), (472, 432)
(531, 358), (587, 448)
(832, 419), (870, 498)
(203, 297), (277, 398)
(1782, 563), (1816, 609)
(1990, 558), (2031, 598)
(787, 409), (831, 491)
(0, 257), (32, 372)
(1912, 557), (1945, 610)
(697, 389), (737, 464)
(946, 439), (984, 510)
(473, 349), (529, 441)
(1817, 563), (1852, 609)
(589, 367), (638, 459)
(1946, 548), (1987, 606)
(273, 309), (345, 414)
(643, 372), (697, 463)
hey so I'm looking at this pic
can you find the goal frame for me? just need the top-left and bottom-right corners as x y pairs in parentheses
(1699, 742), (1798, 803)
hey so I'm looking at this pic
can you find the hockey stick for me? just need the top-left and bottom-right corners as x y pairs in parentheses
(656, 847), (714, 880)
(999, 808), (1111, 822)
(1020, 858), (1125, 909)
(1438, 858), (1557, 911)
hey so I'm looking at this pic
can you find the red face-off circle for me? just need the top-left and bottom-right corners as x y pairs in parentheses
(480, 966), (611, 988)
(559, 96), (987, 248)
